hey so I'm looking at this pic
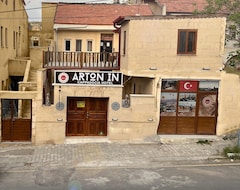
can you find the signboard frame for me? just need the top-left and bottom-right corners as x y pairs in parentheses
(54, 70), (123, 87)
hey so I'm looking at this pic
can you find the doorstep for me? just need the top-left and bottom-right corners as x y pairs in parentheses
(158, 135), (219, 144)
(65, 136), (110, 144)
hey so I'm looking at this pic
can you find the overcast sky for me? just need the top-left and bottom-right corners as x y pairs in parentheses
(25, 0), (116, 21)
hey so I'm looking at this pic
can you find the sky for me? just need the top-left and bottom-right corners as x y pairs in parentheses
(24, 0), (116, 21)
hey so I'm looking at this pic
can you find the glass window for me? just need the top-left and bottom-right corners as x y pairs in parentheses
(160, 92), (177, 116)
(87, 40), (92, 51)
(161, 80), (178, 91)
(199, 81), (219, 91)
(177, 29), (197, 54)
(178, 93), (196, 117)
(65, 40), (71, 51)
(76, 39), (82, 51)
(199, 94), (217, 117)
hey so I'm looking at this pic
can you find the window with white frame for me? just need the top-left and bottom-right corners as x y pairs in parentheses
(76, 39), (82, 51)
(87, 40), (92, 51)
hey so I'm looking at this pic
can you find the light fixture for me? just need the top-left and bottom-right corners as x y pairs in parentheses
(149, 67), (158, 70)
(202, 67), (210, 71)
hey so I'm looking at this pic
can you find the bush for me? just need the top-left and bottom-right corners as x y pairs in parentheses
(223, 145), (240, 159)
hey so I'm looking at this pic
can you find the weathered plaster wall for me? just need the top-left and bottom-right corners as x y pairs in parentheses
(120, 17), (226, 76)
(55, 30), (119, 52)
(217, 73), (240, 135)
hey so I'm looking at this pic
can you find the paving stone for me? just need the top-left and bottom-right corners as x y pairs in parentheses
(0, 138), (238, 169)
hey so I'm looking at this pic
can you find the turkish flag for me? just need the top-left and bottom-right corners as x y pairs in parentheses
(179, 81), (198, 92)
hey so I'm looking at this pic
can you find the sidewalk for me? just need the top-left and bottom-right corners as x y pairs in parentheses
(0, 136), (238, 171)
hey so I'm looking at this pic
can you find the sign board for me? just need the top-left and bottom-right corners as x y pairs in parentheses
(77, 101), (85, 108)
(54, 71), (123, 86)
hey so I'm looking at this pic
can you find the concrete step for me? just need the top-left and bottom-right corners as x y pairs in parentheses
(159, 135), (220, 144)
(65, 137), (110, 144)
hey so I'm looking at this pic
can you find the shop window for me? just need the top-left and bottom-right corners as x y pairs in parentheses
(177, 29), (197, 54)
(199, 94), (217, 117)
(160, 92), (177, 116)
(160, 80), (219, 117)
(160, 80), (178, 116)
(178, 93), (196, 117)
(65, 40), (71, 51)
(161, 80), (178, 91)
(198, 81), (219, 117)
(199, 81), (219, 92)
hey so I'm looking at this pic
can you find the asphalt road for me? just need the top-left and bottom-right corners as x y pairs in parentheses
(1, 163), (240, 190)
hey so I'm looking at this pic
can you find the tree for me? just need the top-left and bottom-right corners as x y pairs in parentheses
(198, 0), (240, 70)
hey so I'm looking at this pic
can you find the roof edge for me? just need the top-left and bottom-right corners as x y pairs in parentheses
(115, 14), (228, 25)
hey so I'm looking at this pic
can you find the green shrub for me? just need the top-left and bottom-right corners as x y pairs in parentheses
(223, 145), (240, 159)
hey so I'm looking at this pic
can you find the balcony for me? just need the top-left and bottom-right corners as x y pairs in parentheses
(43, 51), (119, 70)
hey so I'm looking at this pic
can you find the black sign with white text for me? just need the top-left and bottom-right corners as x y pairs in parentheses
(54, 71), (123, 86)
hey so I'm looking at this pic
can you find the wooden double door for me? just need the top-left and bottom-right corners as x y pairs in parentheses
(66, 97), (108, 136)
(1, 99), (32, 142)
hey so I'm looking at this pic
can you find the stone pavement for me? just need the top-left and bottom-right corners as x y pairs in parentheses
(0, 136), (238, 171)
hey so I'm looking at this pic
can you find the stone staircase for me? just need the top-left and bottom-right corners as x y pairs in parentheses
(27, 69), (37, 91)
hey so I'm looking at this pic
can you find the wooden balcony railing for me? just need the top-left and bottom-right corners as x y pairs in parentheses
(43, 51), (119, 70)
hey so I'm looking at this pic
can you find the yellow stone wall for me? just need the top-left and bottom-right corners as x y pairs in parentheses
(55, 30), (119, 52)
(32, 16), (240, 144)
(33, 70), (158, 144)
(217, 73), (240, 135)
(118, 16), (240, 136)
(0, 0), (29, 90)
(120, 17), (226, 76)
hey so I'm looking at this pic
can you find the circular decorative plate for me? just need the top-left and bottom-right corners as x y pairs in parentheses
(56, 102), (65, 111)
(111, 102), (120, 111)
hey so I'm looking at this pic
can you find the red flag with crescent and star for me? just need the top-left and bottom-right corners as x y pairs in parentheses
(179, 81), (198, 92)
